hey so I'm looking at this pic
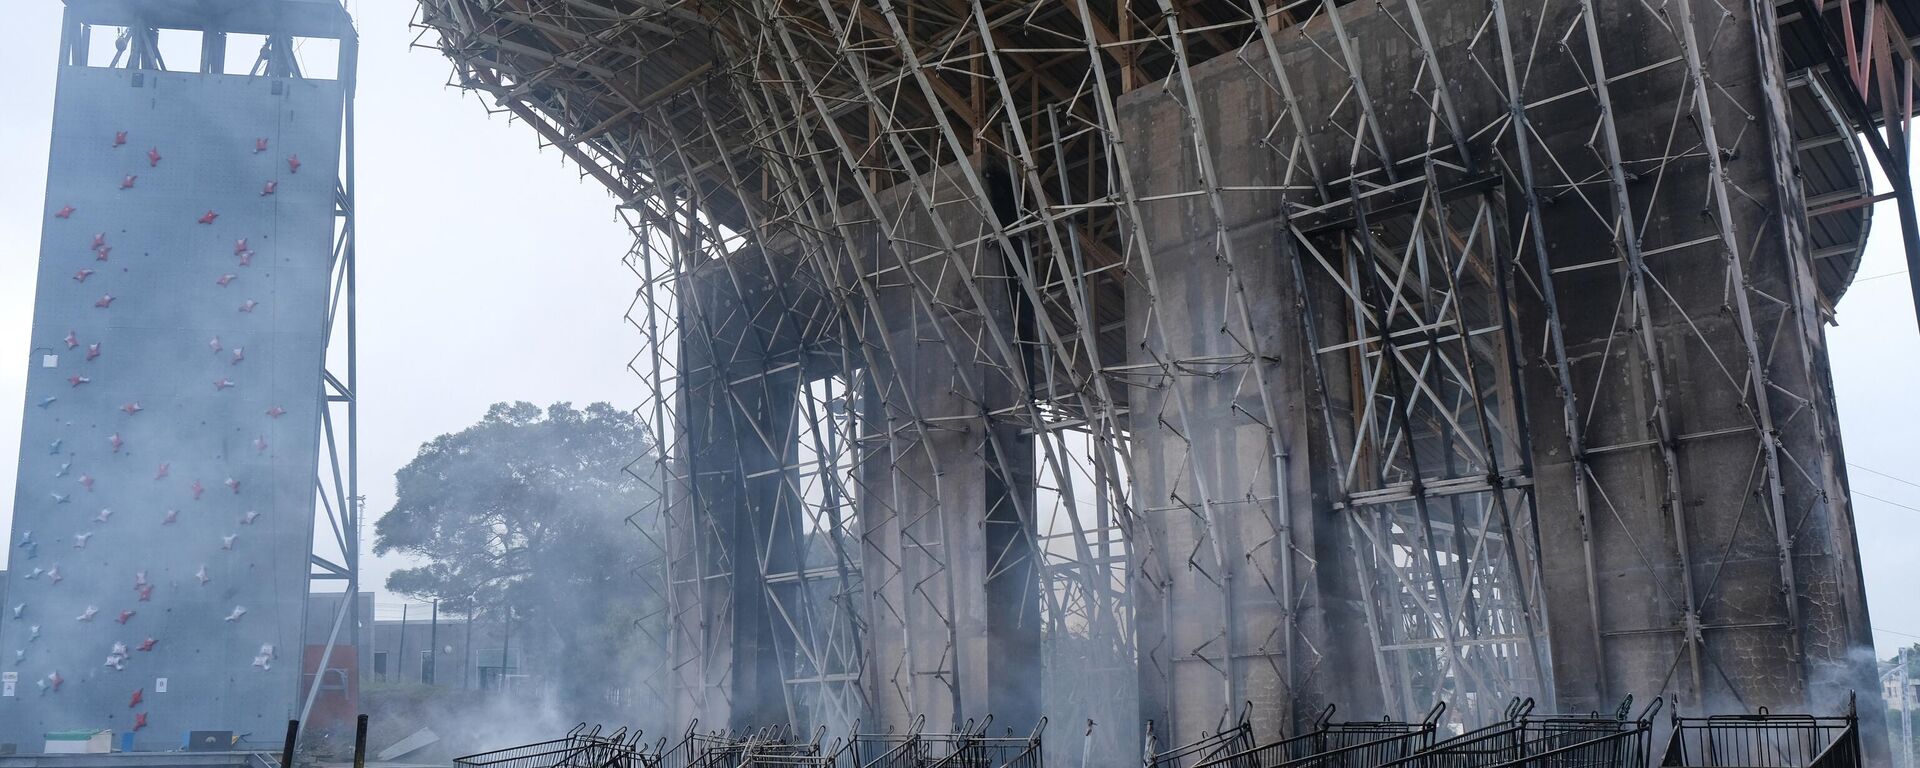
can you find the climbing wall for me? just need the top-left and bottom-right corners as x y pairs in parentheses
(0, 64), (341, 750)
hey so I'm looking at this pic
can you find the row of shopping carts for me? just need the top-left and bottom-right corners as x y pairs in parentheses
(450, 697), (1858, 768)
(1149, 695), (1861, 768)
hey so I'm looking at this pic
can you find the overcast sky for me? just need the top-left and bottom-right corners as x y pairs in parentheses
(3, 2), (1919, 644)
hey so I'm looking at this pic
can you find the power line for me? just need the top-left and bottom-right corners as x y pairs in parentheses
(1857, 490), (1920, 514)
(1853, 463), (1920, 491)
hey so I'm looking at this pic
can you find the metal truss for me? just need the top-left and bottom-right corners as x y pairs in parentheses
(410, 0), (1913, 763)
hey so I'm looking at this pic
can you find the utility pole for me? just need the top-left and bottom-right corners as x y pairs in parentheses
(429, 600), (439, 686)
(1903, 646), (1913, 768)
(396, 604), (408, 683)
(463, 609), (473, 689)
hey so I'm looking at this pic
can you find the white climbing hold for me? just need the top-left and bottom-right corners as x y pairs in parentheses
(224, 606), (247, 622)
(76, 605), (97, 622)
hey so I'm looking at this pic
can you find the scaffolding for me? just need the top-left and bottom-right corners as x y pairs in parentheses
(409, 0), (1917, 763)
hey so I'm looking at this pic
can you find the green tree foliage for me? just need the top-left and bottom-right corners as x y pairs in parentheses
(374, 401), (661, 719)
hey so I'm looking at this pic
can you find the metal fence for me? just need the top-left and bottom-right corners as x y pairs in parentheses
(454, 723), (659, 768)
(1147, 710), (1257, 768)
(1192, 704), (1446, 768)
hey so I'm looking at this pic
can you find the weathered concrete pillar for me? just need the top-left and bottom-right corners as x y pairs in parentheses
(852, 164), (1041, 735)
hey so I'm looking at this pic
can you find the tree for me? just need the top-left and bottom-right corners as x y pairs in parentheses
(374, 401), (662, 719)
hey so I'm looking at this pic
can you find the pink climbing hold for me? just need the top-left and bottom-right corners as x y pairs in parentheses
(161, 510), (177, 525)
(234, 238), (248, 254)
(209, 336), (223, 354)
(146, 147), (161, 167)
(47, 672), (62, 691)
(252, 436), (268, 453)
(93, 509), (112, 523)
(64, 331), (79, 349)
(237, 250), (253, 267)
(116, 610), (134, 625)
(73, 269), (94, 282)
(119, 175), (136, 190)
(55, 205), (75, 219)
(255, 137), (268, 153)
(154, 463), (169, 480)
(266, 406), (287, 418)
(225, 477), (240, 494)
(238, 299), (258, 313)
(68, 375), (90, 387)
(190, 480), (205, 500)
(129, 688), (142, 708)
(78, 475), (93, 491)
(261, 180), (277, 196)
(137, 638), (156, 652)
(287, 154), (301, 174)
(92, 233), (106, 249)
(231, 349), (245, 365)
(86, 343), (100, 361)
(137, 584), (153, 602)
(214, 378), (234, 391)
(94, 245), (112, 261)
(122, 402), (143, 415)
(95, 294), (115, 308)
(114, 131), (127, 147)
(197, 210), (218, 224)
(133, 713), (147, 731)
(109, 433), (123, 453)
(216, 274), (236, 287)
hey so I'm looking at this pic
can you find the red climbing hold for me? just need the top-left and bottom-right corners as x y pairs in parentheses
(214, 378), (234, 391)
(74, 269), (94, 283)
(55, 205), (75, 219)
(255, 137), (268, 153)
(95, 246), (112, 261)
(86, 343), (100, 361)
(68, 375), (90, 387)
(122, 402), (142, 415)
(197, 210), (218, 225)
(109, 433), (123, 453)
(190, 480), (205, 500)
(287, 154), (301, 174)
(119, 175), (136, 190)
(154, 463), (169, 480)
(129, 688), (142, 707)
(137, 584), (153, 602)
(234, 238), (248, 254)
(147, 147), (161, 167)
(114, 131), (127, 147)
(95, 294), (115, 308)
(216, 274), (235, 287)
(116, 610), (134, 625)
(92, 233), (106, 249)
(267, 406), (287, 418)
(261, 180), (277, 196)
(48, 672), (62, 691)
(133, 713), (147, 731)
(64, 331), (78, 349)
(238, 299), (258, 313)
(137, 638), (156, 652)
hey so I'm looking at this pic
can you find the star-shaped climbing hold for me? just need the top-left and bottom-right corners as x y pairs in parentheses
(267, 406), (287, 418)
(225, 606), (246, 622)
(109, 433), (123, 452)
(94, 294), (115, 308)
(133, 713), (147, 731)
(237, 250), (253, 267)
(238, 300), (257, 313)
(64, 331), (78, 349)
(161, 510), (177, 525)
(116, 610), (134, 625)
(197, 210), (218, 225)
(76, 606), (96, 622)
(221, 534), (237, 550)
(54, 205), (75, 219)
(92, 233), (106, 248)
(224, 478), (240, 494)
(252, 436), (267, 453)
(94, 245), (111, 261)
(261, 180), (277, 196)
(137, 584), (153, 602)
(147, 147), (161, 167)
(129, 689), (142, 707)
(154, 463), (169, 480)
(74, 269), (94, 282)
(137, 638), (156, 652)
(73, 533), (91, 548)
(195, 565), (209, 584)
(119, 175), (136, 190)
(122, 402), (142, 415)
(241, 511), (260, 525)
(78, 475), (93, 491)
(209, 336), (222, 354)
(234, 239), (249, 254)
(86, 343), (100, 361)
(94, 508), (113, 523)
(254, 137), (268, 153)
(232, 348), (245, 365)
(47, 567), (61, 583)
(190, 480), (205, 500)
(47, 671), (62, 691)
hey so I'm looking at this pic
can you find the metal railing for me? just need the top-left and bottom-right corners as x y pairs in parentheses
(1147, 709), (1257, 768)
(454, 723), (659, 768)
(1371, 697), (1661, 768)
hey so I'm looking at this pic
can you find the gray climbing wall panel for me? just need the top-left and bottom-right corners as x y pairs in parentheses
(0, 64), (341, 750)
